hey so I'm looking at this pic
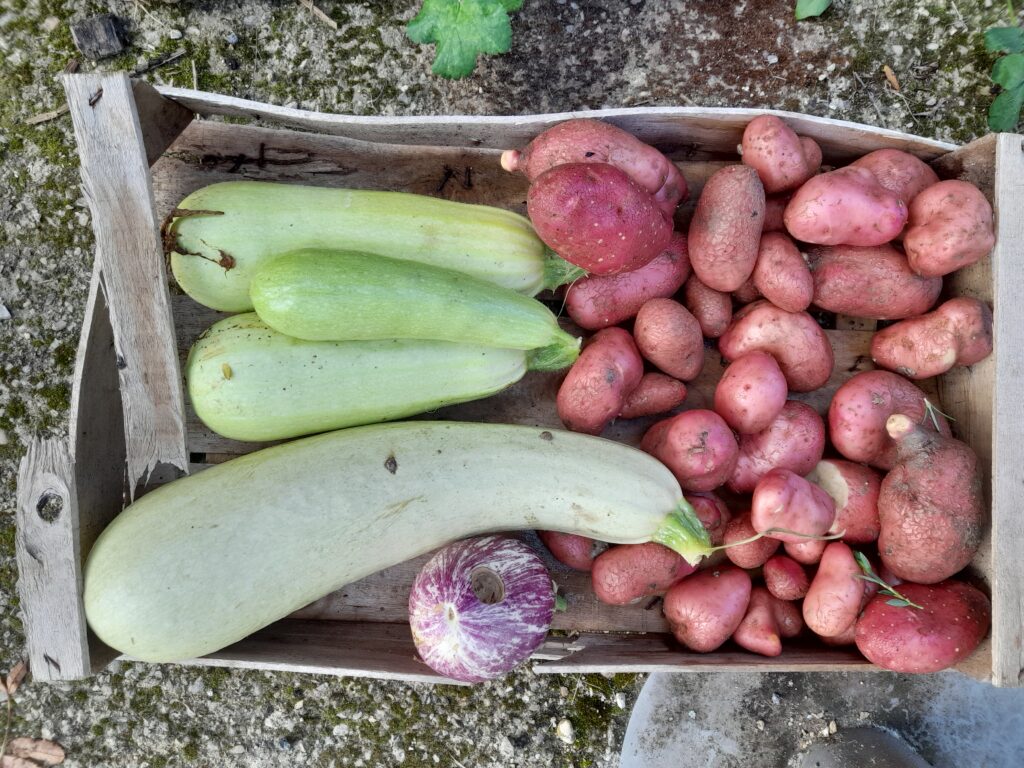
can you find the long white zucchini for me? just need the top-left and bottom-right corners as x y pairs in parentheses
(84, 422), (708, 662)
(186, 313), (528, 441)
(167, 181), (584, 312)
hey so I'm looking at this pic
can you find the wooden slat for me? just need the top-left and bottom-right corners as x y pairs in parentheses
(175, 620), (466, 684)
(62, 73), (188, 492)
(533, 633), (874, 674)
(989, 133), (1024, 687)
(155, 88), (955, 163)
(15, 439), (90, 681)
(130, 79), (194, 167)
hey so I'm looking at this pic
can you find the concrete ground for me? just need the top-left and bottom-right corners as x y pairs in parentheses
(0, 0), (1018, 766)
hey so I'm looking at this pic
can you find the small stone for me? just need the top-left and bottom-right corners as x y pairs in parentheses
(228, 746), (244, 755)
(765, 53), (779, 65)
(687, 710), (696, 720)
(498, 736), (514, 758)
(556, 719), (574, 744)
(771, 693), (781, 705)
(614, 692), (627, 709)
(858, 711), (870, 720)
(0, 302), (10, 320)
(0, 430), (7, 446)
(293, 699), (304, 710)
(225, 32), (239, 45)
(42, 16), (60, 32)
(829, 720), (838, 734)
(187, 678), (204, 695)
(755, 720), (765, 731)
(168, 29), (183, 40)
(332, 723), (350, 737)
(558, 686), (569, 697)
(276, 738), (291, 751)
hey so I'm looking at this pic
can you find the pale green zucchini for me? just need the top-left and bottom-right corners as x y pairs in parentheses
(167, 181), (584, 312)
(249, 249), (579, 370)
(84, 421), (709, 662)
(186, 313), (528, 441)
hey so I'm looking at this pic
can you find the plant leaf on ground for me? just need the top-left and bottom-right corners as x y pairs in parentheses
(407, 0), (524, 79)
(795, 0), (832, 21)
(986, 22), (1024, 132)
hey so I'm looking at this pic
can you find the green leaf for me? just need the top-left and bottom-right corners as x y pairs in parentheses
(886, 598), (911, 607)
(989, 84), (1024, 132)
(992, 53), (1024, 89)
(986, 27), (1024, 53)
(795, 0), (833, 20)
(406, 0), (518, 79)
(853, 550), (873, 575)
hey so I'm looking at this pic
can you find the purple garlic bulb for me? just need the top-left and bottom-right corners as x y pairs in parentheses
(408, 536), (555, 683)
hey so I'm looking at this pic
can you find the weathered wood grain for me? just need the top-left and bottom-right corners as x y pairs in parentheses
(988, 134), (1024, 687)
(15, 439), (90, 681)
(62, 73), (188, 493)
(155, 88), (955, 163)
(130, 80), (194, 167)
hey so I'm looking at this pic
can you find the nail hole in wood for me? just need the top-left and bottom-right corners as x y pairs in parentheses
(36, 491), (64, 523)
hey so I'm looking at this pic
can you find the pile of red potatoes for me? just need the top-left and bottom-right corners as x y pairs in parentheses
(501, 116), (995, 674)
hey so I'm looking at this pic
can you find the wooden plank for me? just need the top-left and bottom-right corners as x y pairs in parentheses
(130, 80), (194, 167)
(176, 620), (467, 685)
(15, 439), (90, 681)
(533, 633), (874, 674)
(989, 133), (1024, 687)
(155, 88), (955, 163)
(62, 73), (188, 492)
(67, 265), (125, 673)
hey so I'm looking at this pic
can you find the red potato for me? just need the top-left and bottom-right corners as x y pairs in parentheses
(591, 542), (696, 605)
(634, 298), (705, 381)
(732, 277), (761, 304)
(683, 275), (732, 338)
(821, 623), (857, 646)
(641, 409), (739, 491)
(903, 180), (995, 277)
(501, 118), (688, 217)
(752, 232), (813, 313)
(772, 596), (804, 638)
(808, 244), (942, 320)
(527, 163), (673, 275)
(784, 166), (907, 246)
(802, 542), (865, 638)
(556, 327), (643, 435)
(686, 493), (732, 546)
(538, 531), (607, 572)
(870, 297), (993, 380)
(687, 165), (766, 291)
(855, 580), (990, 673)
(751, 468), (836, 543)
(619, 373), (687, 419)
(763, 555), (810, 601)
(785, 538), (826, 565)
(806, 460), (882, 544)
(729, 401), (826, 493)
(741, 116), (822, 194)
(828, 370), (952, 470)
(722, 512), (780, 569)
(877, 415), (984, 584)
(663, 567), (752, 652)
(718, 301), (833, 392)
(763, 195), (791, 232)
(714, 351), (788, 435)
(565, 232), (691, 330)
(849, 149), (939, 205)
(733, 586), (785, 657)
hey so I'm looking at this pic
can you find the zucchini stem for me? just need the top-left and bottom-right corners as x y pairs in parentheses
(542, 249), (588, 290)
(526, 332), (581, 371)
(652, 498), (713, 566)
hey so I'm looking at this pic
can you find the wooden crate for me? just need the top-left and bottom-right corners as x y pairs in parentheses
(15, 73), (1024, 686)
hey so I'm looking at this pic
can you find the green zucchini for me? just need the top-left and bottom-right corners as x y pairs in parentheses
(167, 181), (584, 312)
(84, 421), (710, 662)
(186, 313), (529, 441)
(249, 249), (579, 369)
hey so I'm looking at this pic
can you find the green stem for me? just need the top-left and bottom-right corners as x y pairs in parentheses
(707, 527), (846, 553)
(542, 249), (588, 291)
(526, 331), (581, 371)
(652, 499), (713, 566)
